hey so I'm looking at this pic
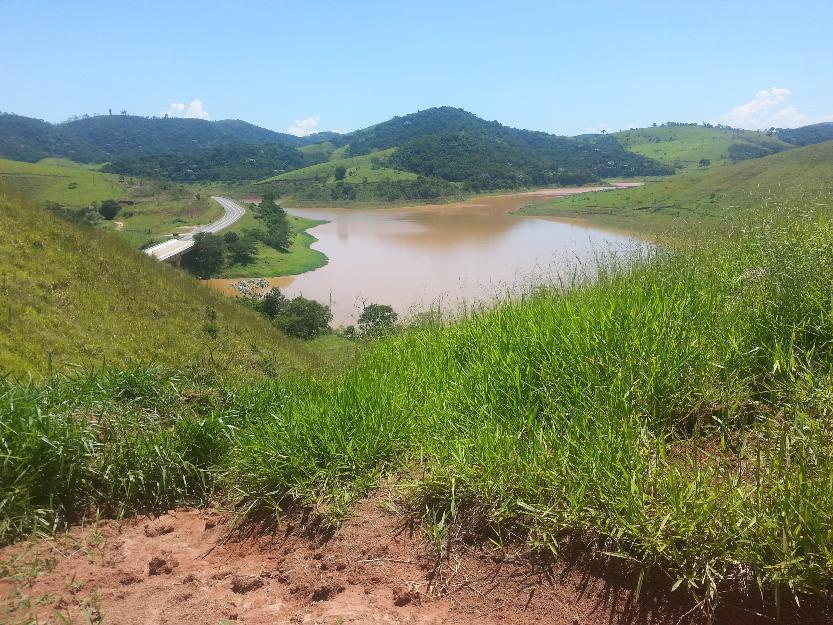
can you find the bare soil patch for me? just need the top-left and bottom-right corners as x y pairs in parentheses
(1, 493), (828, 624)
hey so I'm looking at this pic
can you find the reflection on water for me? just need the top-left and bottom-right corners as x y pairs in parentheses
(207, 187), (642, 326)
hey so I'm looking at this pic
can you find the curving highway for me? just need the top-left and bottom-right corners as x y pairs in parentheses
(144, 196), (246, 261)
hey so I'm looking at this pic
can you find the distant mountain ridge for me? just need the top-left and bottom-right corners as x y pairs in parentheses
(0, 113), (325, 162)
(777, 122), (833, 147)
(5, 108), (833, 196)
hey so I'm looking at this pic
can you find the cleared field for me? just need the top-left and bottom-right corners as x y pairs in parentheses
(258, 148), (418, 185)
(0, 157), (125, 206)
(615, 126), (790, 171)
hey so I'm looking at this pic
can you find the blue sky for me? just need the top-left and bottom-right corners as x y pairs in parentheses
(2, 0), (832, 136)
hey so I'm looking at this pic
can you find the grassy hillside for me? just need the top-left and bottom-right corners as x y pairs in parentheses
(0, 186), (317, 379)
(260, 148), (417, 185)
(615, 125), (790, 171)
(257, 148), (461, 203)
(0, 158), (124, 206)
(519, 140), (833, 235)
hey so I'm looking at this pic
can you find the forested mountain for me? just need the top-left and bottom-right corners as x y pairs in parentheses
(275, 107), (673, 193)
(777, 122), (833, 146)
(0, 113), (315, 163)
(387, 125), (670, 190)
(57, 115), (305, 159)
(103, 143), (309, 182)
(0, 113), (104, 162)
(338, 107), (671, 183)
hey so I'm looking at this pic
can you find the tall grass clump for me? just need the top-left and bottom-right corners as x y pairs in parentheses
(0, 368), (233, 543)
(227, 209), (833, 604)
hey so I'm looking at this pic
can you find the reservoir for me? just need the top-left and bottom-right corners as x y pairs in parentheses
(207, 186), (641, 326)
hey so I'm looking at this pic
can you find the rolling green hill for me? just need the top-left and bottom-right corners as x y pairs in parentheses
(339, 107), (673, 187)
(0, 113), (104, 162)
(777, 121), (833, 146)
(518, 140), (833, 234)
(614, 124), (790, 171)
(0, 185), (317, 379)
(0, 113), (316, 163)
(0, 158), (125, 206)
(259, 107), (672, 201)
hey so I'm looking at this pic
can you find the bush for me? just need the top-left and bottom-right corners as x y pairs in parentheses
(358, 303), (397, 337)
(98, 199), (121, 220)
(181, 232), (225, 278)
(252, 288), (332, 339)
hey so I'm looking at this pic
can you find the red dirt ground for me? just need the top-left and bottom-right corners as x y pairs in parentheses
(2, 493), (830, 625)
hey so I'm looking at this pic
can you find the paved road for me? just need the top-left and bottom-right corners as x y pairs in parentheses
(144, 196), (246, 261)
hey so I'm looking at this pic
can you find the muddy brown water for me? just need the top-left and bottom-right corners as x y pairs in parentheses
(206, 185), (643, 326)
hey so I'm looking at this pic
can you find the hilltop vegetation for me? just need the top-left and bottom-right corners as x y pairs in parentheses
(0, 186), (318, 379)
(0, 113), (318, 163)
(777, 121), (833, 146)
(519, 140), (833, 235)
(341, 107), (673, 186)
(614, 123), (790, 171)
(0, 113), (104, 162)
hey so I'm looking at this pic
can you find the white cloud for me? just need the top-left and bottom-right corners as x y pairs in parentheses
(287, 115), (320, 136)
(587, 122), (609, 134)
(717, 88), (833, 129)
(163, 99), (210, 120)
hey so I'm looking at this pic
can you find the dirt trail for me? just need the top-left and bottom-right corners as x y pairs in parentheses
(1, 494), (825, 625)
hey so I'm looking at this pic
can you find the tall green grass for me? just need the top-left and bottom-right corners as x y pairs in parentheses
(3, 209), (833, 609)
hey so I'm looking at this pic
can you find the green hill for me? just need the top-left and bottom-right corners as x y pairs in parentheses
(777, 121), (833, 146)
(259, 107), (673, 201)
(0, 113), (104, 163)
(0, 185), (317, 379)
(614, 124), (790, 171)
(518, 140), (833, 234)
(0, 158), (125, 207)
(0, 113), (314, 163)
(340, 107), (673, 188)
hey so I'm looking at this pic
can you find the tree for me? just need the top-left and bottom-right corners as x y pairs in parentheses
(334, 165), (347, 181)
(261, 288), (287, 318)
(97, 199), (121, 220)
(228, 237), (258, 265)
(699, 158), (711, 168)
(275, 297), (332, 339)
(358, 303), (397, 337)
(253, 288), (331, 339)
(256, 192), (293, 252)
(181, 232), (225, 278)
